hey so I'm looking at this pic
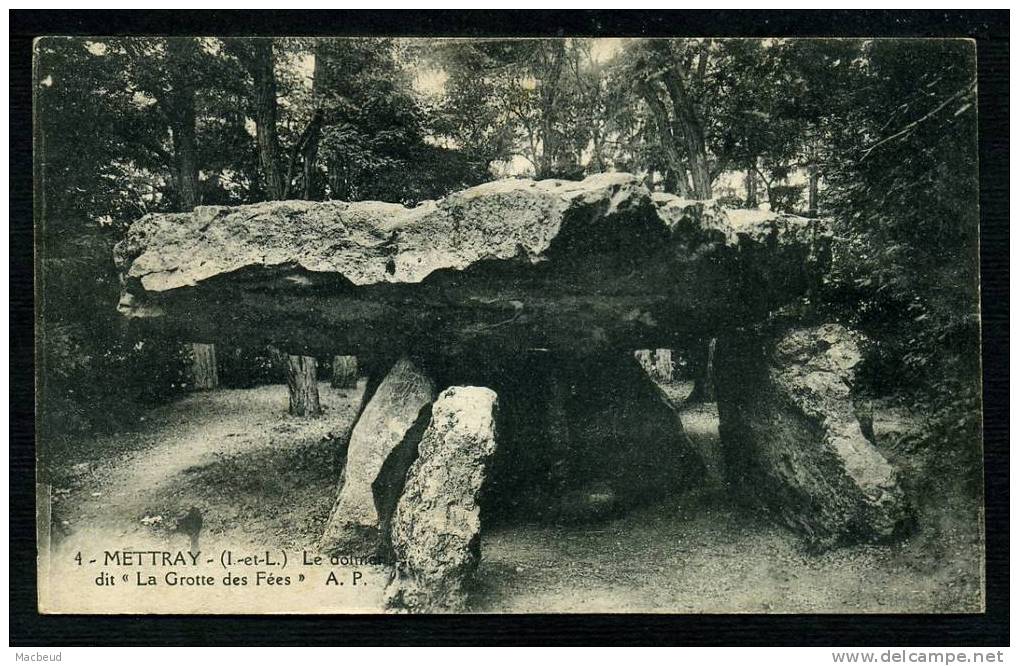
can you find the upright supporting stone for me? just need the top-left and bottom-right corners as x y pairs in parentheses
(331, 355), (358, 388)
(320, 357), (435, 557)
(286, 355), (320, 416)
(715, 323), (910, 549)
(190, 343), (219, 390)
(385, 386), (499, 613)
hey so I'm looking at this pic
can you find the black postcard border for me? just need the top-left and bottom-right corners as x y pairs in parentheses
(9, 9), (1009, 647)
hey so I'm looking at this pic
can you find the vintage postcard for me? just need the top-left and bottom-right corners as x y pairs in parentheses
(34, 36), (983, 614)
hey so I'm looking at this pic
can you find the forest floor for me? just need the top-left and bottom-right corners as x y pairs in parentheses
(42, 380), (983, 614)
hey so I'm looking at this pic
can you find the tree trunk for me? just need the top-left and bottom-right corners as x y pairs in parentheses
(654, 348), (674, 383)
(249, 40), (287, 200)
(807, 164), (820, 218)
(661, 169), (677, 195)
(744, 167), (758, 208)
(660, 170), (676, 195)
(328, 157), (348, 200)
(591, 129), (606, 174)
(639, 83), (690, 198)
(756, 166), (776, 212)
(167, 38), (200, 212)
(662, 72), (712, 198)
(644, 167), (656, 191)
(190, 343), (219, 391)
(680, 170), (695, 198)
(535, 41), (566, 179)
(282, 41), (326, 201)
(686, 337), (716, 403)
(331, 355), (358, 388)
(284, 108), (324, 201)
(303, 42), (325, 200)
(545, 369), (572, 497)
(301, 114), (323, 200)
(286, 355), (321, 416)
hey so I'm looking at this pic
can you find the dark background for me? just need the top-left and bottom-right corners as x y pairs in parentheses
(10, 9), (1009, 646)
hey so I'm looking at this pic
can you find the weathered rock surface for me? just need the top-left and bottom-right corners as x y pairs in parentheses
(320, 357), (436, 557)
(118, 174), (652, 290)
(652, 193), (825, 249)
(384, 386), (499, 613)
(114, 174), (828, 357)
(715, 323), (910, 548)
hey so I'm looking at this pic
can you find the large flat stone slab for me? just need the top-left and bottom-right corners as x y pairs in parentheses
(114, 174), (828, 357)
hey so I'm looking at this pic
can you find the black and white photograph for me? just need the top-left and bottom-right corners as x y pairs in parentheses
(28, 28), (990, 619)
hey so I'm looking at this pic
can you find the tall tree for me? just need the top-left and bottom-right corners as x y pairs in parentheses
(618, 40), (720, 198)
(313, 37), (473, 202)
(165, 38), (221, 388)
(565, 40), (612, 173)
(299, 39), (327, 200)
(246, 39), (287, 200)
(430, 41), (518, 174)
(433, 39), (593, 180)
(531, 40), (567, 178)
(822, 39), (979, 417)
(228, 38), (323, 411)
(116, 37), (211, 210)
(165, 38), (200, 211)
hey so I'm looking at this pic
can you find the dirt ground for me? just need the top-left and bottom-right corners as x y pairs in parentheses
(42, 381), (983, 614)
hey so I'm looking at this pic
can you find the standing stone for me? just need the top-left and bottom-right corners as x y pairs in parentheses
(190, 343), (219, 390)
(715, 323), (910, 549)
(285, 355), (321, 416)
(331, 355), (358, 388)
(320, 357), (435, 557)
(385, 386), (499, 613)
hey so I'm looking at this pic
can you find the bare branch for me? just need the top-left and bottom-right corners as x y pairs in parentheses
(861, 79), (976, 161)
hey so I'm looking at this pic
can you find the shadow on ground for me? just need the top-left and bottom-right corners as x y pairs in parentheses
(45, 380), (983, 614)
